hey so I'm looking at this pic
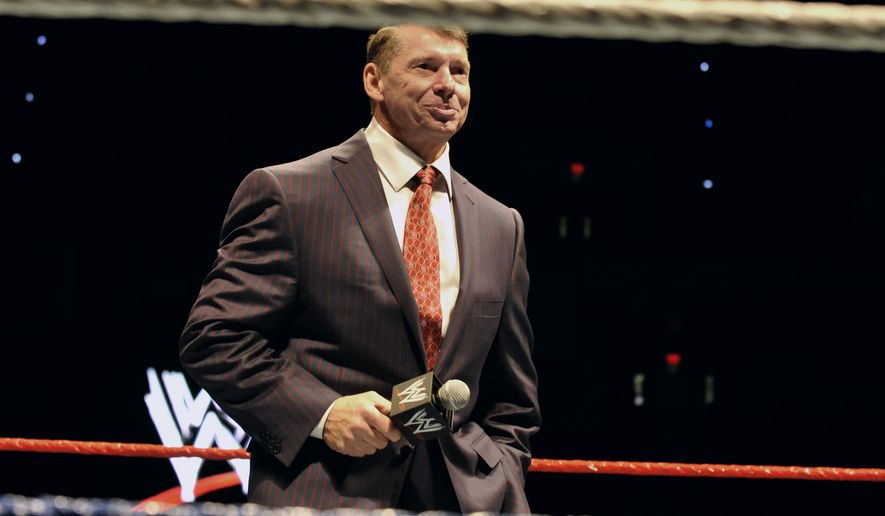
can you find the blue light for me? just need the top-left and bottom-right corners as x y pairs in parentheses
(37, 35), (47, 46)
(25, 92), (35, 103)
(703, 179), (714, 189)
(12, 153), (22, 164)
(700, 62), (710, 72)
(705, 118), (714, 129)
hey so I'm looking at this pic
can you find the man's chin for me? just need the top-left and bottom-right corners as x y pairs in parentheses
(427, 119), (462, 136)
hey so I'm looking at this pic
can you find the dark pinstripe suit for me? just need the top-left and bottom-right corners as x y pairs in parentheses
(180, 130), (540, 512)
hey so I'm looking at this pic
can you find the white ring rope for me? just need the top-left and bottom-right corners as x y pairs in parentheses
(1, 0), (885, 53)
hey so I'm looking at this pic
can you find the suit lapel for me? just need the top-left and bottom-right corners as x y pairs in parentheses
(436, 170), (476, 375)
(330, 131), (425, 363)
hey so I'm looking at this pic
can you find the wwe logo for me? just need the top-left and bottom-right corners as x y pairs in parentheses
(144, 368), (250, 502)
(404, 408), (445, 434)
(397, 378), (429, 405)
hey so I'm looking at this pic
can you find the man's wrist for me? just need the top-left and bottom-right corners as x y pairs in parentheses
(310, 401), (337, 439)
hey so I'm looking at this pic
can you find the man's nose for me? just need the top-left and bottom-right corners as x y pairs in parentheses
(433, 68), (456, 99)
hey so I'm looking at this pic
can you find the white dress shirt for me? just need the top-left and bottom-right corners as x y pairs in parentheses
(365, 117), (461, 333)
(311, 118), (461, 438)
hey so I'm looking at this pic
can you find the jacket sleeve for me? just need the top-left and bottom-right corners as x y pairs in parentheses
(475, 208), (542, 512)
(179, 168), (339, 466)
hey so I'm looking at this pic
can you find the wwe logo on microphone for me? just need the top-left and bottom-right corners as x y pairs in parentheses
(397, 378), (430, 405)
(404, 407), (446, 434)
(144, 368), (250, 502)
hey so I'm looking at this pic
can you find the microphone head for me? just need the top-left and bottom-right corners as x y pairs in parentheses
(437, 379), (470, 411)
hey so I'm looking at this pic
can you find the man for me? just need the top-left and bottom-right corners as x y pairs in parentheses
(180, 24), (540, 513)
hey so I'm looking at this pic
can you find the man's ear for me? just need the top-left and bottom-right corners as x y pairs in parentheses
(363, 63), (384, 103)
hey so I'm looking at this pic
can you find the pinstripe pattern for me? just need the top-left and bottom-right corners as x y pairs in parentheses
(180, 130), (540, 512)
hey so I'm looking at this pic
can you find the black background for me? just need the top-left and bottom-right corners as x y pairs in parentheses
(2, 14), (885, 515)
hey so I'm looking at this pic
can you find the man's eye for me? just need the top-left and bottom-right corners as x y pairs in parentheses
(416, 63), (432, 70)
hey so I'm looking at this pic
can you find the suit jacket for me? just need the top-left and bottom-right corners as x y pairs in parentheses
(180, 130), (540, 512)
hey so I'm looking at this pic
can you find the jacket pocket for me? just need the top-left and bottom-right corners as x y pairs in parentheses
(471, 299), (504, 318)
(471, 432), (504, 474)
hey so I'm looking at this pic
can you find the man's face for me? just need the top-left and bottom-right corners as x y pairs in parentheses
(367, 26), (471, 158)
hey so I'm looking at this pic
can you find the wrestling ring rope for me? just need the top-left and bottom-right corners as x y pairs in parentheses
(3, 437), (885, 482)
(3, 0), (885, 53)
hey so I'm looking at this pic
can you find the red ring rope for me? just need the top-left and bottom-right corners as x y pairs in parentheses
(3, 437), (884, 481)
(0, 438), (249, 460)
(529, 458), (885, 481)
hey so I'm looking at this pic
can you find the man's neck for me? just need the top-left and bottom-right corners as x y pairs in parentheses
(373, 117), (446, 163)
(403, 139), (446, 164)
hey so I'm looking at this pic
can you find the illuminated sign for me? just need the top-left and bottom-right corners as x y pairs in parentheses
(144, 368), (250, 502)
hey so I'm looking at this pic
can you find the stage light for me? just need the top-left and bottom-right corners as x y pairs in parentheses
(570, 162), (585, 180)
(25, 92), (35, 103)
(705, 119), (714, 129)
(12, 153), (22, 164)
(633, 374), (645, 407)
(705, 375), (715, 405)
(37, 35), (47, 46)
(700, 62), (710, 72)
(703, 179), (714, 189)
(666, 352), (682, 369)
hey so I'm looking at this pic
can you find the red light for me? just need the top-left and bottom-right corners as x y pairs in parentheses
(570, 162), (585, 178)
(666, 352), (682, 368)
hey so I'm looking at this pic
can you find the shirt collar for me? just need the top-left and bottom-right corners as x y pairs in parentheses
(365, 117), (453, 200)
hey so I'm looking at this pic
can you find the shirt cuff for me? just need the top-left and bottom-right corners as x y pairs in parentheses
(310, 402), (336, 439)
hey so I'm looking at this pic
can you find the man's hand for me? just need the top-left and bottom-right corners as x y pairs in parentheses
(323, 391), (403, 457)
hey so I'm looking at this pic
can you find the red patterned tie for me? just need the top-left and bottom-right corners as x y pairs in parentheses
(403, 166), (443, 371)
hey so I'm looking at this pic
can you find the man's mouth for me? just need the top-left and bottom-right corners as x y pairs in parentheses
(427, 105), (458, 120)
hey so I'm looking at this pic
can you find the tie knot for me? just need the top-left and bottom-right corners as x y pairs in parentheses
(416, 166), (438, 186)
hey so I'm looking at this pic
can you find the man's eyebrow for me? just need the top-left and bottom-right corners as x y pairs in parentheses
(409, 54), (439, 63)
(408, 54), (469, 63)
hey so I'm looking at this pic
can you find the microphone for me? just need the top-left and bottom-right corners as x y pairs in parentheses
(437, 379), (470, 411)
(389, 372), (471, 444)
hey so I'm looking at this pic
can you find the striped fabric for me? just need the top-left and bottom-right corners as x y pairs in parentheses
(180, 130), (540, 512)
